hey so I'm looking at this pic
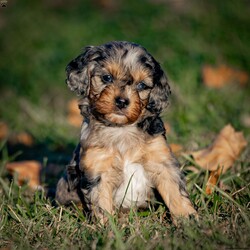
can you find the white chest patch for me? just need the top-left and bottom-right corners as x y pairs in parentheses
(114, 161), (151, 208)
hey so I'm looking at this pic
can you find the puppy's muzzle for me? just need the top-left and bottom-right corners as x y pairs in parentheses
(115, 97), (130, 110)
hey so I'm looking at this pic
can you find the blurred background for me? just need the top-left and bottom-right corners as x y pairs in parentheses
(0, 0), (249, 168)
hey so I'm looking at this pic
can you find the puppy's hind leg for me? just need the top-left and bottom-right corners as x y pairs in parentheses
(55, 144), (82, 206)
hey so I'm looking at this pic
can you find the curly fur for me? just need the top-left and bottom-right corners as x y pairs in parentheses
(56, 41), (197, 223)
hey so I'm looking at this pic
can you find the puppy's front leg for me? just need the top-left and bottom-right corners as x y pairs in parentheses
(145, 136), (197, 220)
(81, 147), (117, 223)
(89, 174), (114, 223)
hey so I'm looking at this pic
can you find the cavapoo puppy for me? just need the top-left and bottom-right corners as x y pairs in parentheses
(56, 41), (197, 223)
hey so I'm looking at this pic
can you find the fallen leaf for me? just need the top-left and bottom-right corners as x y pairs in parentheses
(67, 114), (83, 127)
(164, 122), (171, 133)
(169, 143), (183, 155)
(189, 124), (247, 194)
(9, 132), (34, 146)
(6, 161), (42, 189)
(0, 121), (9, 140)
(67, 99), (83, 127)
(202, 65), (249, 88)
(205, 169), (221, 195)
(191, 124), (247, 172)
(68, 99), (80, 115)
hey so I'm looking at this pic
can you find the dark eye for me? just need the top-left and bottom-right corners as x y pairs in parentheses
(102, 74), (113, 83)
(136, 82), (148, 91)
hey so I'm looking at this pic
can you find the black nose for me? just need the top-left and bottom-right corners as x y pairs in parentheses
(115, 97), (129, 109)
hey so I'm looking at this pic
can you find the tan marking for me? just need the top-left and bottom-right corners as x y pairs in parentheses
(145, 136), (171, 163)
(94, 84), (142, 125)
(104, 60), (152, 86)
(105, 61), (127, 80)
(94, 85), (117, 114)
(138, 89), (150, 102)
(130, 69), (152, 84)
(123, 88), (141, 123)
(81, 147), (115, 177)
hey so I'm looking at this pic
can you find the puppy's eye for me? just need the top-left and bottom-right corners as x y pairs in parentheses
(102, 74), (113, 83)
(136, 82), (148, 91)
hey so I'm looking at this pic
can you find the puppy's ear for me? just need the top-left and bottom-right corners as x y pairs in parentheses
(147, 61), (171, 114)
(66, 46), (99, 96)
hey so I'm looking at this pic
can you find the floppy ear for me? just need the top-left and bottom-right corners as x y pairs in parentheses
(66, 46), (98, 97)
(146, 61), (171, 114)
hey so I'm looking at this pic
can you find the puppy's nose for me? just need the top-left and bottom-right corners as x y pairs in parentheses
(115, 97), (129, 109)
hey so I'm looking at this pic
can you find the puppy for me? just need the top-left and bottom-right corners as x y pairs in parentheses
(56, 41), (197, 222)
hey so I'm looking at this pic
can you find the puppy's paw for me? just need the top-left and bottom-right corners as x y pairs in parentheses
(172, 209), (199, 226)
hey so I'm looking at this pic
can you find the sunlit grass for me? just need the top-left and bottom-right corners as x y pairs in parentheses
(0, 0), (249, 249)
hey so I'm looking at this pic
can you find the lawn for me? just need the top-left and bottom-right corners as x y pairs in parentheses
(0, 0), (249, 249)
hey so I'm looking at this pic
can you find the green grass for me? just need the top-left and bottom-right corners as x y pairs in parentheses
(0, 161), (249, 249)
(0, 0), (250, 249)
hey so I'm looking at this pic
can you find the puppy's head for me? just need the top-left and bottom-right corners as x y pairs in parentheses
(66, 41), (170, 125)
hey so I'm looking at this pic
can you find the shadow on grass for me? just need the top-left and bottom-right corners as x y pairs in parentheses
(2, 139), (77, 202)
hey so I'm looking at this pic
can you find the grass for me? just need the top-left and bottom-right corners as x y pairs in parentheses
(0, 164), (249, 249)
(0, 0), (249, 249)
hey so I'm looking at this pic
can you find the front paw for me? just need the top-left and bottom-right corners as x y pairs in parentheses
(91, 206), (112, 225)
(172, 207), (199, 225)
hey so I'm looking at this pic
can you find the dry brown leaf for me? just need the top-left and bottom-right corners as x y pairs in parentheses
(67, 114), (83, 127)
(164, 122), (171, 133)
(190, 124), (247, 194)
(6, 160), (42, 189)
(191, 124), (247, 172)
(67, 99), (83, 127)
(205, 169), (221, 195)
(0, 122), (34, 146)
(202, 65), (249, 88)
(9, 132), (34, 146)
(0, 121), (9, 140)
(169, 143), (183, 155)
(68, 99), (80, 115)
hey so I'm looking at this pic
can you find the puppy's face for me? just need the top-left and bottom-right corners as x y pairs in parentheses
(66, 41), (171, 125)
